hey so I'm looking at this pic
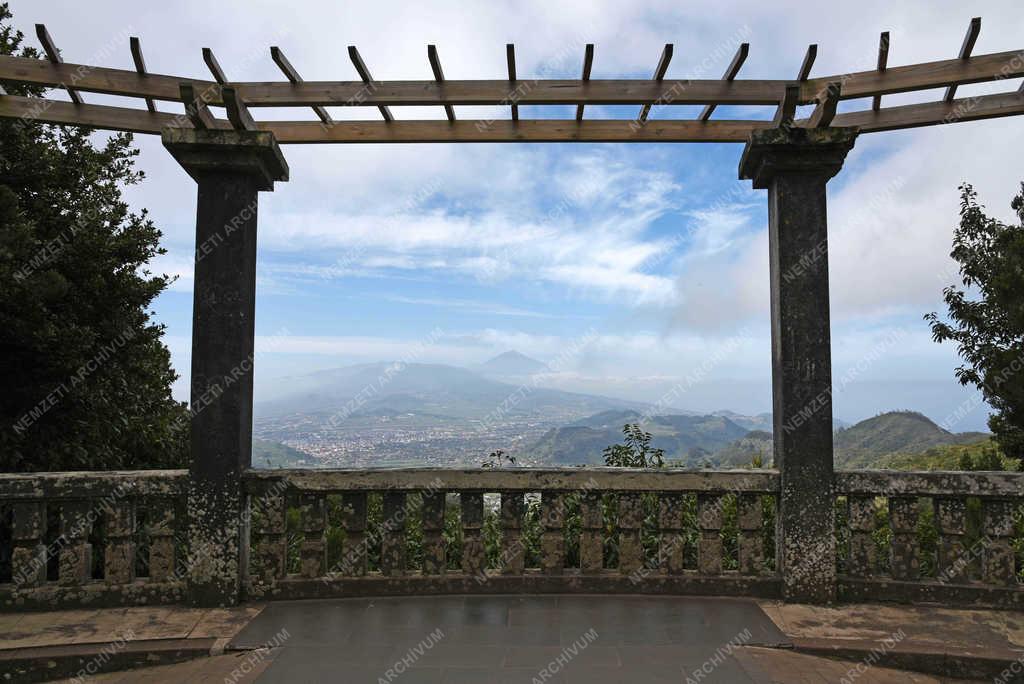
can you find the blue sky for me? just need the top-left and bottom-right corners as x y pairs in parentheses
(16, 0), (1024, 431)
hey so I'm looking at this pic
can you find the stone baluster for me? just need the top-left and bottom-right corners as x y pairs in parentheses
(540, 492), (565, 574)
(737, 493), (764, 576)
(935, 497), (968, 584)
(421, 491), (446, 575)
(698, 494), (724, 575)
(847, 496), (877, 578)
(104, 500), (135, 585)
(499, 492), (525, 575)
(580, 492), (604, 574)
(381, 492), (407, 576)
(298, 493), (326, 579)
(461, 492), (485, 576)
(889, 497), (919, 581)
(341, 492), (368, 577)
(658, 493), (685, 574)
(59, 501), (93, 586)
(618, 493), (643, 575)
(982, 499), (1017, 586)
(147, 499), (176, 583)
(249, 487), (286, 588)
(11, 502), (47, 588)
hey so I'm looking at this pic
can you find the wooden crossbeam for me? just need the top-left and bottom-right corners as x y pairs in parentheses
(223, 86), (256, 131)
(348, 46), (393, 121)
(773, 44), (816, 124)
(427, 45), (455, 122)
(4, 88), (1021, 143)
(202, 48), (228, 85)
(3, 49), (1024, 107)
(945, 17), (981, 102)
(179, 82), (216, 130)
(637, 44), (673, 121)
(699, 43), (749, 121)
(34, 24), (82, 104)
(873, 32), (890, 111)
(506, 44), (518, 121)
(808, 81), (841, 127)
(575, 43), (594, 121)
(129, 37), (157, 112)
(271, 46), (333, 124)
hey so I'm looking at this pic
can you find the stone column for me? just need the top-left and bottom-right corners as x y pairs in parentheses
(739, 127), (857, 604)
(163, 129), (288, 607)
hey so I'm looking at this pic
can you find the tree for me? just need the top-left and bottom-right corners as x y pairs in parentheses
(603, 424), (665, 468)
(0, 4), (189, 471)
(926, 182), (1024, 463)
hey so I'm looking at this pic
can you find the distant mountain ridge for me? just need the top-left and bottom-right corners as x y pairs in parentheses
(833, 410), (987, 467)
(476, 351), (548, 376)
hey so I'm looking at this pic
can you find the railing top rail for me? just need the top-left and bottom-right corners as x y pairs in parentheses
(836, 469), (1024, 498)
(0, 469), (187, 500)
(242, 467), (781, 493)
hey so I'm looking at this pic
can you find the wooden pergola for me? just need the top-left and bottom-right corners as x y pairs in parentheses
(1, 18), (1022, 142)
(2, 18), (1022, 607)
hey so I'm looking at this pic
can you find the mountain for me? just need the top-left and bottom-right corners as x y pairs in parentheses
(476, 351), (548, 376)
(714, 430), (773, 467)
(252, 439), (313, 468)
(833, 411), (987, 467)
(530, 413), (749, 466)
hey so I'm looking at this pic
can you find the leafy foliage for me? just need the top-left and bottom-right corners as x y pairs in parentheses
(0, 4), (189, 471)
(926, 183), (1024, 462)
(603, 424), (666, 468)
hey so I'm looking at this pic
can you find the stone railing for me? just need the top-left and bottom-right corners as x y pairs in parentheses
(836, 470), (1024, 608)
(242, 468), (781, 601)
(0, 471), (188, 610)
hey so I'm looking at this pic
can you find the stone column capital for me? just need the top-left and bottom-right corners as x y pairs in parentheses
(738, 126), (858, 189)
(162, 128), (289, 191)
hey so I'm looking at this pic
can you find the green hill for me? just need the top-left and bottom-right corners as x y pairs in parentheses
(252, 439), (314, 468)
(834, 411), (987, 468)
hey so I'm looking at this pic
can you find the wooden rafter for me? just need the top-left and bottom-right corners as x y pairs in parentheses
(223, 86), (256, 131)
(129, 37), (157, 113)
(575, 43), (594, 121)
(945, 17), (981, 102)
(797, 44), (817, 81)
(428, 45), (455, 122)
(637, 43), (672, 122)
(179, 83), (215, 130)
(271, 46), (333, 124)
(699, 43), (749, 121)
(873, 32), (889, 111)
(506, 44), (518, 121)
(348, 46), (393, 121)
(772, 84), (800, 127)
(202, 48), (228, 85)
(34, 24), (82, 104)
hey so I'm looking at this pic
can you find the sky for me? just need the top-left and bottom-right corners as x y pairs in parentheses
(13, 0), (1024, 431)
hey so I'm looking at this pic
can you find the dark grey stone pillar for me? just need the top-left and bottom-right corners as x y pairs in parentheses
(739, 127), (857, 604)
(163, 129), (288, 607)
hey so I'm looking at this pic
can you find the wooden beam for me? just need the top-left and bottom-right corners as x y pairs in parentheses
(222, 86), (256, 131)
(129, 37), (157, 113)
(270, 47), (333, 124)
(873, 32), (890, 111)
(427, 45), (455, 122)
(3, 89), (1022, 142)
(575, 43), (594, 121)
(179, 82), (216, 130)
(637, 43), (673, 121)
(4, 49), (1024, 107)
(772, 83), (800, 127)
(347, 46), (393, 121)
(774, 45), (816, 124)
(506, 43), (518, 121)
(797, 44), (817, 81)
(34, 24), (82, 104)
(945, 17), (981, 102)
(808, 81), (841, 127)
(201, 47), (228, 85)
(699, 42), (749, 121)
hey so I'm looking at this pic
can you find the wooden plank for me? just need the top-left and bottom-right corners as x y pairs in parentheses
(129, 37), (157, 112)
(201, 47), (228, 84)
(34, 24), (82, 104)
(179, 82), (216, 130)
(222, 86), (257, 131)
(797, 44), (817, 81)
(873, 32), (890, 111)
(808, 81), (841, 127)
(347, 45), (393, 121)
(3, 49), (1024, 107)
(506, 43), (518, 121)
(945, 17), (982, 102)
(772, 84), (800, 127)
(699, 42), (749, 121)
(427, 44), (455, 122)
(270, 46), (332, 124)
(575, 43), (594, 121)
(637, 43), (673, 121)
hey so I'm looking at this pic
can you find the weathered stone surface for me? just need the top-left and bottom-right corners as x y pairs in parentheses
(59, 501), (93, 587)
(104, 501), (135, 585)
(460, 492), (485, 576)
(837, 470), (1024, 498)
(658, 493), (685, 575)
(540, 492), (565, 575)
(579, 493), (604, 574)
(421, 491), (447, 575)
(499, 492), (524, 575)
(146, 499), (177, 584)
(340, 493), (368, 577)
(889, 497), (920, 581)
(381, 492), (407, 576)
(847, 496), (877, 578)
(739, 126), (858, 604)
(982, 500), (1017, 586)
(162, 128), (288, 190)
(11, 502), (47, 589)
(738, 494), (764, 576)
(935, 498), (968, 584)
(618, 493), (643, 574)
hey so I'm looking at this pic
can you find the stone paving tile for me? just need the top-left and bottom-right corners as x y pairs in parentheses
(1, 609), (105, 649)
(734, 646), (976, 683)
(48, 652), (277, 683)
(188, 605), (265, 639)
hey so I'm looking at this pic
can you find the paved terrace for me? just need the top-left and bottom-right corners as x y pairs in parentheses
(3, 596), (1023, 682)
